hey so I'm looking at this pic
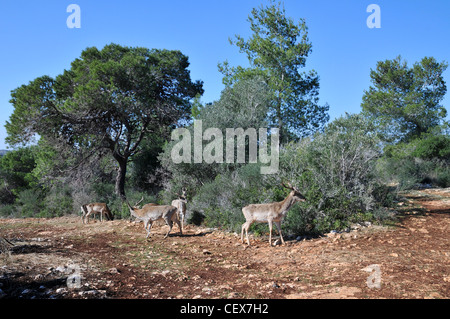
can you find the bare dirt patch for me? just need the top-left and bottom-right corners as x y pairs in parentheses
(1, 189), (449, 299)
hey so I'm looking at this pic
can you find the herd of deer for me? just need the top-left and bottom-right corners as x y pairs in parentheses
(80, 183), (306, 247)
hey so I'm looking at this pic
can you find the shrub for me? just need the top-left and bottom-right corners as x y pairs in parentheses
(378, 151), (450, 189)
(40, 185), (73, 218)
(278, 114), (392, 234)
(16, 188), (44, 217)
(0, 205), (16, 217)
(190, 163), (275, 232)
(412, 134), (450, 160)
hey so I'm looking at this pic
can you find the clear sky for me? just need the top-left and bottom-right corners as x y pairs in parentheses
(1, 0), (449, 149)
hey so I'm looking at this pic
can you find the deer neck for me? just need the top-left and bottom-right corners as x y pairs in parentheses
(279, 193), (296, 213)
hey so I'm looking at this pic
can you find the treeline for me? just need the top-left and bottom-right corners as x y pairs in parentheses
(1, 1), (449, 237)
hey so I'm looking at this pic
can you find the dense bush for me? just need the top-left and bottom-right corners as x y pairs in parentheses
(379, 132), (450, 189)
(189, 163), (276, 232)
(278, 114), (394, 234)
(174, 114), (395, 236)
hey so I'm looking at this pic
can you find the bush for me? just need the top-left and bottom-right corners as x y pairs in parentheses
(278, 114), (392, 234)
(40, 185), (73, 218)
(378, 151), (450, 190)
(0, 205), (16, 218)
(190, 163), (275, 232)
(168, 113), (396, 236)
(15, 188), (44, 217)
(412, 134), (450, 160)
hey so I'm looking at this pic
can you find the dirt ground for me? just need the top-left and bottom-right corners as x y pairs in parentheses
(0, 188), (449, 299)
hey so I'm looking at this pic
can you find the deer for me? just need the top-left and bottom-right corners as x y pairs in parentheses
(126, 198), (182, 239)
(241, 182), (306, 246)
(81, 203), (114, 224)
(171, 188), (187, 232)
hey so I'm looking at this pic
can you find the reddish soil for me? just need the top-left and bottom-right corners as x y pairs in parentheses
(0, 188), (449, 299)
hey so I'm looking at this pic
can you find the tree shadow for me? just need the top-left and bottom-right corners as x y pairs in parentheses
(169, 231), (213, 238)
(0, 270), (67, 299)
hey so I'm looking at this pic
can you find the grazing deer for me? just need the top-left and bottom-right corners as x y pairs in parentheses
(81, 203), (114, 224)
(241, 182), (306, 246)
(126, 198), (182, 239)
(171, 188), (187, 231)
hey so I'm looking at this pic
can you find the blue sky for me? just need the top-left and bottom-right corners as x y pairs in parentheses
(1, 0), (449, 149)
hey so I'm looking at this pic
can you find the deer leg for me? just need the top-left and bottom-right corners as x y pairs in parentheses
(180, 213), (185, 233)
(275, 221), (285, 245)
(241, 222), (247, 244)
(176, 217), (182, 235)
(81, 207), (85, 224)
(176, 209), (183, 233)
(244, 221), (252, 246)
(164, 219), (173, 239)
(268, 219), (273, 246)
(145, 221), (153, 239)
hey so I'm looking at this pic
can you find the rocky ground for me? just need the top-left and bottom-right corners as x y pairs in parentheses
(0, 188), (449, 299)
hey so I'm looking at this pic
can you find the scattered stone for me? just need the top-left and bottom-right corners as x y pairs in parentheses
(78, 290), (107, 298)
(55, 266), (66, 273)
(227, 292), (240, 299)
(34, 274), (44, 281)
(160, 270), (170, 277)
(56, 288), (67, 294)
(108, 267), (120, 274)
(326, 232), (337, 238)
(202, 249), (212, 255)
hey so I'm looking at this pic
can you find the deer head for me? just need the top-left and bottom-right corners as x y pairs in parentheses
(281, 182), (306, 202)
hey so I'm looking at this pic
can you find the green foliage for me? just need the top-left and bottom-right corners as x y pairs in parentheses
(218, 0), (329, 140)
(361, 56), (448, 142)
(15, 189), (44, 218)
(377, 154), (450, 189)
(0, 147), (37, 197)
(6, 43), (203, 199)
(278, 114), (391, 233)
(159, 77), (272, 193)
(411, 134), (450, 160)
(178, 114), (392, 236)
(378, 131), (450, 189)
(190, 163), (275, 232)
(40, 185), (73, 218)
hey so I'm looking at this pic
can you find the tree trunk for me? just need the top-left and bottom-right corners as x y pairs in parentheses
(276, 94), (284, 144)
(114, 155), (128, 201)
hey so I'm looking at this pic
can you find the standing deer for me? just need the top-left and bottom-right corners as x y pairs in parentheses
(126, 198), (182, 239)
(81, 203), (114, 224)
(241, 182), (306, 246)
(171, 188), (187, 231)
